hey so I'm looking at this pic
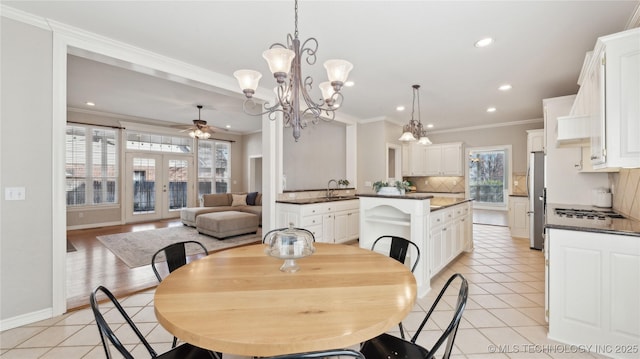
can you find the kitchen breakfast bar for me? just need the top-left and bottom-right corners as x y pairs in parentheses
(358, 193), (473, 297)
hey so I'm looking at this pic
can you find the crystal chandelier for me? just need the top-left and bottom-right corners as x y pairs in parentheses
(398, 85), (432, 145)
(233, 0), (353, 142)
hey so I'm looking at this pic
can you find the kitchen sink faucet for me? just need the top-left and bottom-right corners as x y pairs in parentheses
(326, 179), (338, 198)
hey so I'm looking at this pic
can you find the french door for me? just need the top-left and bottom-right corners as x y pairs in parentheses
(125, 153), (194, 223)
(466, 146), (511, 210)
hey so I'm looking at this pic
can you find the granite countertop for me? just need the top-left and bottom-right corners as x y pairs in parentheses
(546, 203), (640, 237)
(276, 196), (359, 205)
(356, 193), (434, 200)
(430, 197), (474, 211)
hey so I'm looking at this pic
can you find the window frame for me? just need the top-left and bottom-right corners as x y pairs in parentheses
(65, 124), (119, 207)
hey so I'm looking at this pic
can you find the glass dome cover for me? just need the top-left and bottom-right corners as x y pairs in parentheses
(263, 224), (315, 272)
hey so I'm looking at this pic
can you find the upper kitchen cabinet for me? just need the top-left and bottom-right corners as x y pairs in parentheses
(424, 142), (464, 176)
(402, 143), (427, 176)
(527, 129), (544, 153)
(586, 28), (640, 169)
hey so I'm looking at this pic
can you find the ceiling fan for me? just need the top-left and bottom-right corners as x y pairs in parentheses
(175, 105), (217, 139)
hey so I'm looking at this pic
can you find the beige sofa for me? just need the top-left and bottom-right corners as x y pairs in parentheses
(181, 192), (262, 227)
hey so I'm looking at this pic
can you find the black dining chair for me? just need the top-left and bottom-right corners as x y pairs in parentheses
(90, 286), (219, 359)
(151, 240), (212, 350)
(360, 273), (469, 359)
(265, 348), (365, 359)
(371, 235), (421, 338)
(151, 240), (209, 282)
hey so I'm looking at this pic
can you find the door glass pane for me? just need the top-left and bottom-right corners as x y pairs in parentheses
(468, 150), (506, 206)
(167, 159), (188, 211)
(132, 158), (156, 214)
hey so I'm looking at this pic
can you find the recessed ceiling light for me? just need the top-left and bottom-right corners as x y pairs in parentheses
(225, 125), (231, 129)
(426, 124), (434, 128)
(498, 84), (512, 91)
(396, 106), (405, 111)
(344, 81), (355, 87)
(475, 37), (493, 48)
(86, 101), (95, 106)
(487, 107), (497, 113)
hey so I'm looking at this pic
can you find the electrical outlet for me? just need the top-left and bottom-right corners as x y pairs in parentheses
(5, 187), (25, 201)
(288, 193), (296, 198)
(453, 180), (457, 186)
(365, 181), (372, 187)
(424, 180), (429, 185)
(514, 180), (519, 186)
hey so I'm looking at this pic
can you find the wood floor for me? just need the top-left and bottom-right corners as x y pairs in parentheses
(66, 218), (184, 311)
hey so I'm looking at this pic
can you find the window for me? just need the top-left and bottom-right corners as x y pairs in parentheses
(66, 125), (118, 206)
(198, 141), (231, 198)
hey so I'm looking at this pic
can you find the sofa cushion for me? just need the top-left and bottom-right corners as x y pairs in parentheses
(232, 194), (247, 206)
(203, 193), (231, 207)
(256, 193), (262, 206)
(246, 192), (258, 206)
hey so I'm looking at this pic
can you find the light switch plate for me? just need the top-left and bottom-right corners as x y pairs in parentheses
(5, 187), (26, 201)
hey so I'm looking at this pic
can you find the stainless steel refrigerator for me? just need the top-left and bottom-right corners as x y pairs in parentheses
(528, 151), (545, 250)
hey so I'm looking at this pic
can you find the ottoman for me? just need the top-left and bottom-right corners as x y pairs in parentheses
(196, 211), (259, 239)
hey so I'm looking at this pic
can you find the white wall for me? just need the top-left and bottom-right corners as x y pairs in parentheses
(1, 17), (54, 324)
(282, 121), (347, 190)
(357, 120), (388, 193)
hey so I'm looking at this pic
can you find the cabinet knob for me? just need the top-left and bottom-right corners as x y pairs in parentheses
(437, 218), (441, 222)
(590, 155), (597, 160)
(443, 227), (447, 231)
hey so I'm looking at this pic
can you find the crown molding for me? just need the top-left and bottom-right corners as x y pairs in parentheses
(0, 5), (50, 30)
(626, 2), (640, 29)
(428, 118), (544, 134)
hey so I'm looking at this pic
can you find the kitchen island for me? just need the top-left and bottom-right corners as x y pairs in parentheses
(358, 193), (473, 297)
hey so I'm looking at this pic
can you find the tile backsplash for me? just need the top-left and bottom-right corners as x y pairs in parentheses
(405, 176), (465, 193)
(512, 173), (527, 196)
(611, 168), (640, 221)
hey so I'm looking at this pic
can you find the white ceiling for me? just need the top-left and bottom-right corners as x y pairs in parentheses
(5, 1), (639, 135)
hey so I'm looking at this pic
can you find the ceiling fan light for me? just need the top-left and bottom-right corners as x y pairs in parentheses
(262, 48), (295, 75)
(399, 131), (417, 142)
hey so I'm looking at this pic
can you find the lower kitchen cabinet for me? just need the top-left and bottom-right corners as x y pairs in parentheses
(547, 228), (640, 357)
(276, 200), (359, 243)
(508, 196), (529, 239)
(429, 201), (472, 277)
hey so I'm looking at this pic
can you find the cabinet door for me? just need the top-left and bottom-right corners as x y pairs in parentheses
(401, 145), (410, 176)
(322, 214), (334, 243)
(589, 50), (606, 166)
(441, 144), (463, 176)
(333, 211), (349, 244)
(424, 146), (442, 176)
(443, 225), (455, 262)
(346, 210), (359, 241)
(455, 217), (466, 255)
(411, 144), (427, 176)
(430, 226), (445, 276)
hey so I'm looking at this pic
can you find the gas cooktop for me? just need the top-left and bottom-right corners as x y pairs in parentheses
(554, 208), (625, 220)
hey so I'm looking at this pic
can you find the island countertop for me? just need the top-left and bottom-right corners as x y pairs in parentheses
(356, 193), (434, 200)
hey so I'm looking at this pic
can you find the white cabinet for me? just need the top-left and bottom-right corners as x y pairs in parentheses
(424, 142), (464, 176)
(402, 143), (427, 176)
(429, 201), (472, 277)
(547, 228), (640, 356)
(585, 28), (640, 169)
(277, 200), (359, 243)
(527, 129), (544, 153)
(508, 196), (529, 239)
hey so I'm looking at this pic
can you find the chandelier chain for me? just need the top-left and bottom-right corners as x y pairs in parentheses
(294, 0), (299, 38)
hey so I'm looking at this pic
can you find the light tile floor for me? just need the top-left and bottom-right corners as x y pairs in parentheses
(0, 225), (610, 358)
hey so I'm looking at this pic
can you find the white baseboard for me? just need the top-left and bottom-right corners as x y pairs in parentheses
(0, 307), (53, 331)
(67, 221), (122, 231)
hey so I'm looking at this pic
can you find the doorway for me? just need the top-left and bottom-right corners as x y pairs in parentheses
(466, 146), (511, 211)
(125, 153), (194, 223)
(248, 156), (263, 193)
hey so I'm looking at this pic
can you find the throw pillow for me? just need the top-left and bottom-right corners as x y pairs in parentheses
(246, 192), (258, 206)
(231, 194), (247, 207)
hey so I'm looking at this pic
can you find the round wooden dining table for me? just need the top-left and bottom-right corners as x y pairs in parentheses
(153, 242), (417, 357)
